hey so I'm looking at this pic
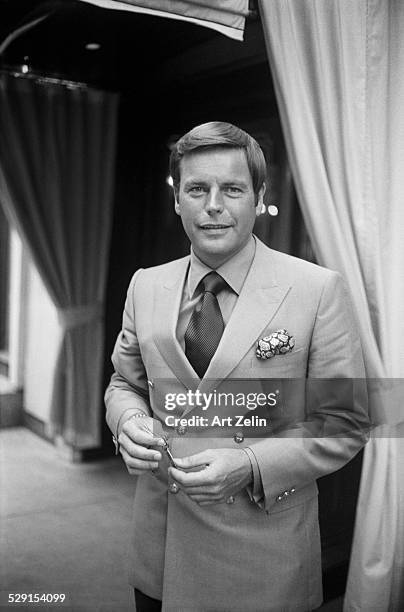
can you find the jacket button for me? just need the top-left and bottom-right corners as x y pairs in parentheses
(177, 424), (187, 435)
(276, 494), (283, 502)
(234, 431), (244, 443)
(290, 487), (296, 494)
(226, 496), (235, 504)
(169, 483), (179, 494)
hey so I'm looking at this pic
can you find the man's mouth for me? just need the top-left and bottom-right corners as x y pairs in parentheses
(200, 224), (232, 230)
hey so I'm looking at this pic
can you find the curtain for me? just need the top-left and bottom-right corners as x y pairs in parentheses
(0, 73), (118, 448)
(259, 0), (404, 610)
(78, 0), (249, 40)
(0, 204), (10, 352)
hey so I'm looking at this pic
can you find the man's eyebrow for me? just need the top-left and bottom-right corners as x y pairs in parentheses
(182, 179), (250, 188)
(222, 180), (249, 188)
(183, 179), (209, 187)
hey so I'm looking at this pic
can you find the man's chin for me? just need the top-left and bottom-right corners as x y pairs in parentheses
(193, 239), (238, 267)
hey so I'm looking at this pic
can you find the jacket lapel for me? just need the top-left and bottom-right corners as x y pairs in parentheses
(153, 240), (292, 407)
(195, 239), (291, 400)
(153, 257), (199, 392)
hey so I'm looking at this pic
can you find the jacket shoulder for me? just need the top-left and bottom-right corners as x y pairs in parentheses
(267, 247), (341, 288)
(126, 255), (189, 293)
(140, 255), (189, 276)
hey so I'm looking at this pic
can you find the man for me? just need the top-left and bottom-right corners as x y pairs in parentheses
(105, 122), (369, 612)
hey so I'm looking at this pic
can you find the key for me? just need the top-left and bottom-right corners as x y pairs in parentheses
(162, 438), (179, 469)
(142, 424), (180, 469)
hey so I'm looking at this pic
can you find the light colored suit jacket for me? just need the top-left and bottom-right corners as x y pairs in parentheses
(105, 237), (369, 612)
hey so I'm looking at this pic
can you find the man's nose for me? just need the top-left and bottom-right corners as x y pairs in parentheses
(205, 189), (224, 213)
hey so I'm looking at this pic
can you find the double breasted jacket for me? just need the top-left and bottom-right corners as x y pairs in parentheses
(105, 238), (369, 612)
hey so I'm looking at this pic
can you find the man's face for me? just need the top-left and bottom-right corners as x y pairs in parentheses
(175, 147), (265, 268)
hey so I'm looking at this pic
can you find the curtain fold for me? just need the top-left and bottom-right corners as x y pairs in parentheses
(259, 0), (404, 609)
(0, 73), (118, 448)
(78, 0), (249, 40)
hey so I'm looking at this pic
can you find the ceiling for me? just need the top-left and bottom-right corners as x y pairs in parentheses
(0, 0), (229, 91)
(0, 1), (275, 130)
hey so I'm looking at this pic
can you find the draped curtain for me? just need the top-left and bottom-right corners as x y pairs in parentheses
(78, 0), (249, 40)
(259, 0), (404, 610)
(0, 73), (119, 448)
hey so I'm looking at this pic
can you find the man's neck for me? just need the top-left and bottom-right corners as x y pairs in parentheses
(192, 236), (254, 270)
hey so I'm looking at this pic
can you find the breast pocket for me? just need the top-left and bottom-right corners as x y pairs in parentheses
(250, 347), (307, 378)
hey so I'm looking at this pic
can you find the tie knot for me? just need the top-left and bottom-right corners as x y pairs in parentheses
(202, 272), (226, 296)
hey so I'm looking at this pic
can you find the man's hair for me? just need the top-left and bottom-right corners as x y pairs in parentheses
(169, 121), (267, 195)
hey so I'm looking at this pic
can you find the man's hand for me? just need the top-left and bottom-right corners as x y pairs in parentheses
(118, 416), (165, 475)
(169, 448), (252, 505)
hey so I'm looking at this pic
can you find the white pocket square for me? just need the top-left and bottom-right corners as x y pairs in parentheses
(256, 329), (295, 360)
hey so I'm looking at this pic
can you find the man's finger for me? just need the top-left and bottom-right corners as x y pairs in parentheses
(119, 432), (162, 461)
(122, 419), (165, 447)
(173, 451), (212, 470)
(134, 427), (165, 447)
(169, 465), (213, 487)
(120, 447), (159, 471)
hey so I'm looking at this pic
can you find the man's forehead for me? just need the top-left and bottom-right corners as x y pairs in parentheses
(179, 147), (251, 180)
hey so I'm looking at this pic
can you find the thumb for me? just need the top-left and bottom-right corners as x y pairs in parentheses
(174, 450), (212, 470)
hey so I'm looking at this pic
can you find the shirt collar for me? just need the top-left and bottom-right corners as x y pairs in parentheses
(187, 235), (256, 298)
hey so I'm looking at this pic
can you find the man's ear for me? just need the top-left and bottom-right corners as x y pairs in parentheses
(255, 183), (266, 216)
(174, 193), (180, 215)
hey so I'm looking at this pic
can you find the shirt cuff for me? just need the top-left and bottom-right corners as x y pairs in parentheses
(112, 408), (148, 455)
(243, 446), (265, 508)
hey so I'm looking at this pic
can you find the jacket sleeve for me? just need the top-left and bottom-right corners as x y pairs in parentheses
(247, 271), (370, 512)
(105, 269), (151, 441)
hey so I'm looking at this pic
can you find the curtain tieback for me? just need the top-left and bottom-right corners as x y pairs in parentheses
(57, 302), (103, 330)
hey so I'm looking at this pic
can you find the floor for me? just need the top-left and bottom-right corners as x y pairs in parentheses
(0, 427), (136, 612)
(0, 427), (343, 612)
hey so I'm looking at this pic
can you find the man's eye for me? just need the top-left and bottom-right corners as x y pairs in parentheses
(188, 186), (205, 193)
(226, 186), (242, 194)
